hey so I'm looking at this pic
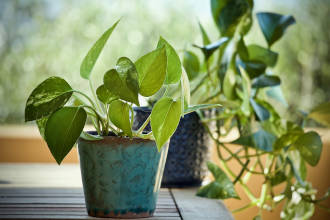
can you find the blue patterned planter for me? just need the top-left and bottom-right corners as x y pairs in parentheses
(77, 133), (169, 218)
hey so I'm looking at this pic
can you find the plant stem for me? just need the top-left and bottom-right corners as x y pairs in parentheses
(232, 202), (256, 213)
(88, 79), (104, 115)
(137, 114), (151, 134)
(73, 90), (97, 110)
(191, 74), (208, 95)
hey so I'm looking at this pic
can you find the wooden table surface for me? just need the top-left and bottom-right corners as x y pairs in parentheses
(0, 163), (233, 220)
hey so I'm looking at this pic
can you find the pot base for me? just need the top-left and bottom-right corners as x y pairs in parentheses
(87, 209), (154, 218)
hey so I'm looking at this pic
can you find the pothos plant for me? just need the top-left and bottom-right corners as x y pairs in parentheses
(24, 20), (219, 165)
(182, 0), (330, 219)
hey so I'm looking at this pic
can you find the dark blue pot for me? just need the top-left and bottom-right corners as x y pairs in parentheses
(133, 107), (210, 187)
(78, 132), (168, 218)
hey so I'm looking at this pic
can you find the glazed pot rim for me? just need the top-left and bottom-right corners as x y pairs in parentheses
(78, 131), (155, 145)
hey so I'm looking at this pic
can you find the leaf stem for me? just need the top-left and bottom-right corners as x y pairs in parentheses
(137, 114), (151, 134)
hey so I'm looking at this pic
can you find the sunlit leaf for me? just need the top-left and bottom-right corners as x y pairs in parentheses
(45, 107), (87, 164)
(257, 12), (295, 47)
(25, 77), (73, 122)
(136, 47), (167, 96)
(103, 67), (139, 106)
(150, 97), (182, 150)
(109, 100), (132, 137)
(36, 117), (48, 139)
(80, 20), (119, 79)
(240, 67), (251, 116)
(157, 37), (182, 84)
(96, 84), (118, 104)
(197, 161), (239, 199)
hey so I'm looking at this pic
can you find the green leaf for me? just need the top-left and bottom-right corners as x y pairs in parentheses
(103, 68), (139, 105)
(96, 84), (118, 104)
(292, 131), (322, 166)
(194, 37), (229, 60)
(211, 0), (251, 36)
(80, 20), (119, 79)
(183, 51), (200, 80)
(25, 77), (73, 122)
(257, 12), (295, 47)
(288, 150), (307, 185)
(184, 104), (222, 115)
(157, 37), (182, 84)
(232, 128), (276, 152)
(109, 100), (132, 137)
(80, 131), (103, 141)
(252, 75), (281, 88)
(250, 98), (270, 121)
(45, 107), (87, 164)
(196, 162), (239, 199)
(237, 37), (249, 61)
(198, 21), (211, 45)
(181, 68), (191, 113)
(135, 47), (167, 96)
(308, 102), (330, 127)
(273, 127), (303, 151)
(247, 44), (278, 67)
(238, 60), (266, 78)
(36, 117), (48, 139)
(150, 97), (182, 150)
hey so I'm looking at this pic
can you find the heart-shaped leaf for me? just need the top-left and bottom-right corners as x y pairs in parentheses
(183, 51), (200, 80)
(96, 84), (118, 104)
(36, 117), (48, 139)
(232, 128), (276, 152)
(109, 100), (132, 137)
(247, 44), (278, 67)
(257, 12), (295, 47)
(308, 102), (330, 127)
(157, 37), (181, 84)
(252, 75), (281, 88)
(197, 162), (239, 199)
(116, 57), (139, 94)
(135, 47), (167, 97)
(103, 68), (139, 105)
(151, 97), (182, 150)
(80, 20), (119, 79)
(250, 98), (270, 121)
(238, 59), (266, 78)
(211, 0), (251, 36)
(292, 131), (322, 166)
(25, 77), (73, 122)
(45, 107), (87, 164)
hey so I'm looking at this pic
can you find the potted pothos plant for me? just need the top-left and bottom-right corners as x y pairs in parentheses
(24, 20), (218, 218)
(182, 0), (330, 219)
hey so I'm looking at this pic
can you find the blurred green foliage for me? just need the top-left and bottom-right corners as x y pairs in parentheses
(0, 0), (329, 123)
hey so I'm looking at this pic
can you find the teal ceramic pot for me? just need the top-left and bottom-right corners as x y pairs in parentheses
(77, 132), (169, 218)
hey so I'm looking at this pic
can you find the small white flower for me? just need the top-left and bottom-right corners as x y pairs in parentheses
(292, 191), (302, 204)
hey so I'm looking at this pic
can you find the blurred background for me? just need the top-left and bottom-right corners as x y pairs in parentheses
(0, 0), (329, 123)
(0, 0), (329, 219)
